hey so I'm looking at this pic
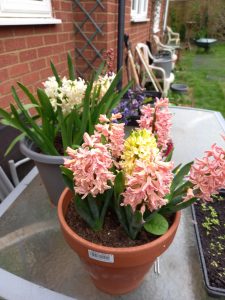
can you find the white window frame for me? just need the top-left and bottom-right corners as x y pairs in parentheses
(131, 0), (149, 23)
(0, 0), (61, 25)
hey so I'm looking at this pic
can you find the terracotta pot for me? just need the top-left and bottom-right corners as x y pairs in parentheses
(58, 188), (181, 295)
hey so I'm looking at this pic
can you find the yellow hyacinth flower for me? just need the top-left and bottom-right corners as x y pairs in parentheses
(121, 129), (159, 175)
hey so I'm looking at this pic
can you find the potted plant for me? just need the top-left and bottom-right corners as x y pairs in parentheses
(58, 98), (225, 295)
(112, 89), (161, 126)
(0, 54), (130, 204)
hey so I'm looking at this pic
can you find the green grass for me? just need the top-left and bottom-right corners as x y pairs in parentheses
(168, 43), (225, 117)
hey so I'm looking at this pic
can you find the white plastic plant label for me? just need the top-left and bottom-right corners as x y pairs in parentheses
(88, 249), (114, 263)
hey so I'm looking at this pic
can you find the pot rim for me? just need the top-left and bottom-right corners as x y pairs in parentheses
(20, 137), (66, 164)
(58, 188), (181, 253)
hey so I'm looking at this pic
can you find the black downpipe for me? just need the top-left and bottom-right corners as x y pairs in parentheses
(117, 0), (125, 90)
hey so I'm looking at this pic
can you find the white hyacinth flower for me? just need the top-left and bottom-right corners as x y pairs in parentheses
(92, 72), (116, 101)
(43, 76), (87, 115)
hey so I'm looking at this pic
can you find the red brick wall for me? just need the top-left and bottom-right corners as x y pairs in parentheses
(0, 0), (75, 110)
(0, 0), (167, 110)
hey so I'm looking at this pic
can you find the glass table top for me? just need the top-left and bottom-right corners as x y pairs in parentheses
(0, 107), (225, 300)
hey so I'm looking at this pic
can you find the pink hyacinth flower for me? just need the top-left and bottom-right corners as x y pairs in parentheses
(189, 143), (225, 201)
(95, 114), (125, 158)
(122, 158), (174, 212)
(65, 134), (115, 198)
(138, 98), (172, 151)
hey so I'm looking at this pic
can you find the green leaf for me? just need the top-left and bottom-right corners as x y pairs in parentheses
(122, 205), (140, 240)
(144, 213), (169, 236)
(60, 166), (74, 192)
(92, 71), (132, 123)
(74, 194), (95, 229)
(37, 88), (56, 141)
(73, 81), (92, 145)
(169, 195), (185, 206)
(87, 194), (100, 220)
(164, 148), (174, 162)
(113, 172), (129, 235)
(67, 53), (76, 80)
(99, 188), (113, 223)
(172, 163), (181, 174)
(0, 108), (12, 121)
(132, 211), (143, 229)
(17, 103), (39, 112)
(93, 62), (105, 81)
(66, 109), (82, 146)
(11, 88), (43, 136)
(167, 197), (197, 213)
(50, 61), (61, 85)
(170, 162), (193, 193)
(172, 180), (193, 198)
(159, 195), (185, 214)
(0, 108), (21, 130)
(10, 89), (58, 155)
(4, 133), (26, 156)
(9, 103), (41, 145)
(91, 69), (122, 122)
(114, 171), (125, 201)
(100, 134), (107, 144)
(144, 210), (158, 223)
(71, 144), (80, 149)
(64, 116), (74, 147)
(37, 89), (55, 119)
(56, 107), (68, 151)
(17, 82), (41, 115)
(90, 84), (101, 114)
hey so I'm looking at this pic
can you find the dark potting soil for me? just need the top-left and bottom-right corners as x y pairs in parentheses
(37, 135), (64, 155)
(66, 200), (174, 248)
(194, 198), (225, 289)
(35, 136), (64, 156)
(54, 135), (64, 155)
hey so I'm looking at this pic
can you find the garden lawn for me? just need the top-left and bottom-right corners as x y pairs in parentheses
(169, 42), (225, 117)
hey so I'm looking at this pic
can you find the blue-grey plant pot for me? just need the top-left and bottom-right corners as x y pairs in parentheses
(20, 138), (66, 206)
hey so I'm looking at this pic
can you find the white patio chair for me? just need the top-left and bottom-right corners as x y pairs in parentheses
(153, 35), (178, 69)
(0, 167), (14, 202)
(0, 157), (31, 202)
(135, 43), (174, 97)
(166, 26), (180, 46)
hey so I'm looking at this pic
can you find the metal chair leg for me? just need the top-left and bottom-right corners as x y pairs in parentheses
(154, 257), (160, 275)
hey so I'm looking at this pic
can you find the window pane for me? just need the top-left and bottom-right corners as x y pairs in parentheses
(132, 0), (136, 10)
(137, 0), (142, 14)
(144, 0), (147, 12)
(0, 0), (52, 18)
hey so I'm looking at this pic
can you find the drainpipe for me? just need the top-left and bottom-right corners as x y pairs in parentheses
(117, 0), (125, 89)
(163, 0), (170, 33)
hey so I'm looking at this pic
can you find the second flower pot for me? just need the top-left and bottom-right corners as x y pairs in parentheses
(58, 188), (181, 295)
(20, 138), (65, 205)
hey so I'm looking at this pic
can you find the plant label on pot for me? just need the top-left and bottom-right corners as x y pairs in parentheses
(88, 250), (114, 263)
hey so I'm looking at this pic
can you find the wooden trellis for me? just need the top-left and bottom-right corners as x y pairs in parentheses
(74, 0), (106, 77)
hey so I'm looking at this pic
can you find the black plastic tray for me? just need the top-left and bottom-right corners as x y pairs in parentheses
(191, 191), (225, 298)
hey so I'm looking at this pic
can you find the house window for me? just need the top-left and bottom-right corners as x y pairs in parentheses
(131, 0), (149, 22)
(0, 0), (61, 25)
